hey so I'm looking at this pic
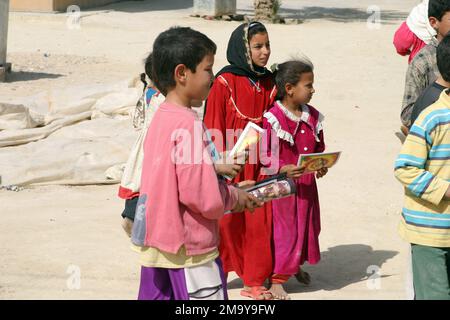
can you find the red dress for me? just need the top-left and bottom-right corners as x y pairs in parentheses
(204, 72), (276, 286)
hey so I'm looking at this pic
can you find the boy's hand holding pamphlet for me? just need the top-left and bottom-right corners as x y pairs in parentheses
(243, 174), (296, 203)
(225, 174), (297, 214)
(214, 151), (247, 179)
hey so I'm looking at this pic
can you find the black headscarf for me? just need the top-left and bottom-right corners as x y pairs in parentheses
(216, 22), (271, 80)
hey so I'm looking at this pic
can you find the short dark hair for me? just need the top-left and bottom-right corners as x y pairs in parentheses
(428, 0), (450, 20)
(274, 60), (314, 100)
(248, 21), (267, 41)
(437, 32), (450, 82)
(152, 27), (217, 95)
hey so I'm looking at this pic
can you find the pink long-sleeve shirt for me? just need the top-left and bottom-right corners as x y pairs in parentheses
(139, 102), (238, 256)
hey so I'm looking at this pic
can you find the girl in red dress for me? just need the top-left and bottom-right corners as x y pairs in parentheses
(203, 21), (277, 300)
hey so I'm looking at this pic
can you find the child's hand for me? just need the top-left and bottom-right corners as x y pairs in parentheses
(232, 189), (263, 213)
(233, 150), (249, 165)
(280, 164), (305, 179)
(214, 151), (247, 178)
(316, 167), (328, 179)
(214, 163), (243, 178)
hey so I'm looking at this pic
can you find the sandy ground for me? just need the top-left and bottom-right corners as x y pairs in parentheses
(0, 0), (421, 299)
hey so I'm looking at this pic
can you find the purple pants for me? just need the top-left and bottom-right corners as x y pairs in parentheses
(138, 258), (228, 300)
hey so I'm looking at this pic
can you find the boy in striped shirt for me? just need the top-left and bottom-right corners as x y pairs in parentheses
(394, 33), (450, 299)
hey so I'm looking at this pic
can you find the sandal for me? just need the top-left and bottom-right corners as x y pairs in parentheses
(240, 286), (273, 300)
(295, 269), (311, 285)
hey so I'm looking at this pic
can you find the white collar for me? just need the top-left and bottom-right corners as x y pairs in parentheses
(276, 101), (310, 123)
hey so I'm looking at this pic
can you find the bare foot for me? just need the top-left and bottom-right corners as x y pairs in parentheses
(268, 283), (290, 300)
(241, 286), (272, 300)
(295, 268), (311, 285)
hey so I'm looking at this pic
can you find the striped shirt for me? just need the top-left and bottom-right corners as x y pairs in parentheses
(395, 89), (450, 247)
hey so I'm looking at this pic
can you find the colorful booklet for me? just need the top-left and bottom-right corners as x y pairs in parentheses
(244, 174), (296, 203)
(228, 122), (264, 158)
(225, 174), (296, 214)
(222, 122), (264, 180)
(296, 151), (341, 174)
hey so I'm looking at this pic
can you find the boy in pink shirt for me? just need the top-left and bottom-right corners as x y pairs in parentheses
(131, 26), (262, 300)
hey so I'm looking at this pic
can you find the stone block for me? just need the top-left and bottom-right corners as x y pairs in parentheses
(193, 0), (236, 17)
(0, 63), (11, 82)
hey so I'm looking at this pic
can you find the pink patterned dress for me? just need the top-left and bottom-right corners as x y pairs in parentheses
(263, 101), (325, 276)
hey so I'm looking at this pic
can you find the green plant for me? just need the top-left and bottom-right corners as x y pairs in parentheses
(273, 0), (282, 16)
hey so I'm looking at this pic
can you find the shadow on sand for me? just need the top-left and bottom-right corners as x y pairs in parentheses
(240, 6), (407, 24)
(84, 0), (193, 13)
(227, 244), (398, 294)
(77, 2), (406, 25)
(6, 71), (64, 83)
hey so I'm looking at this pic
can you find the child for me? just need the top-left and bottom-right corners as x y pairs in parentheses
(400, 0), (450, 129)
(410, 33), (450, 126)
(119, 54), (245, 237)
(203, 21), (277, 300)
(262, 59), (328, 300)
(394, 38), (450, 298)
(393, 0), (436, 63)
(118, 53), (165, 236)
(131, 26), (262, 300)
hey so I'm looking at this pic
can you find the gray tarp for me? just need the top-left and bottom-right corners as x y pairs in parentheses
(0, 79), (141, 186)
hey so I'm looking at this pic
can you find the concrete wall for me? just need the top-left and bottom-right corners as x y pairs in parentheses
(193, 0), (236, 16)
(10, 0), (122, 12)
(0, 0), (9, 66)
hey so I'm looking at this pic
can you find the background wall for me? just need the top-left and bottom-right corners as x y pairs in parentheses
(11, 0), (122, 12)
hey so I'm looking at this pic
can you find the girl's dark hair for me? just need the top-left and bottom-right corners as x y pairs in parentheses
(248, 21), (267, 41)
(274, 60), (314, 100)
(140, 52), (153, 90)
(144, 53), (153, 81)
(428, 0), (450, 21)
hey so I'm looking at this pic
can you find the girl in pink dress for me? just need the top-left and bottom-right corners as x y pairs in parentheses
(262, 60), (328, 299)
